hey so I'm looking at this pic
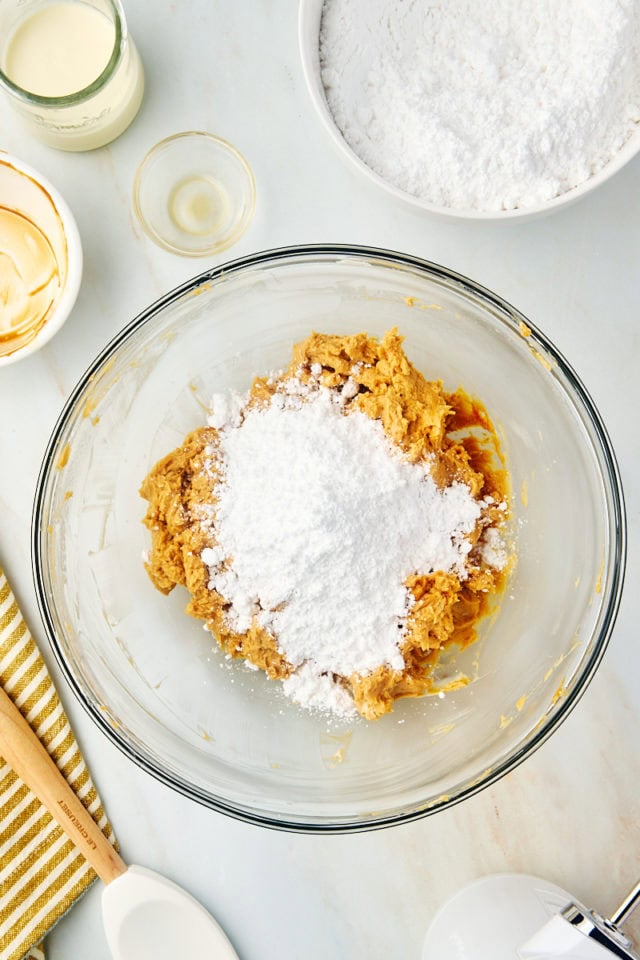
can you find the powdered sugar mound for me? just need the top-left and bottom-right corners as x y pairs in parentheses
(201, 545), (225, 567)
(208, 391), (247, 430)
(282, 662), (358, 717)
(480, 526), (508, 571)
(320, 0), (640, 211)
(202, 380), (484, 685)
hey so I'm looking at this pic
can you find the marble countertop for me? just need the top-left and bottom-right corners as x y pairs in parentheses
(1, 3), (639, 957)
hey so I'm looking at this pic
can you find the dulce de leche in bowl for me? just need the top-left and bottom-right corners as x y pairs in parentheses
(0, 153), (82, 364)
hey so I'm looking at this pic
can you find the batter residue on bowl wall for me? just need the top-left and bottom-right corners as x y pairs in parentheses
(140, 329), (511, 719)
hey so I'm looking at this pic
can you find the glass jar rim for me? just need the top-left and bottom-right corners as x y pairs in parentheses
(0, 0), (127, 107)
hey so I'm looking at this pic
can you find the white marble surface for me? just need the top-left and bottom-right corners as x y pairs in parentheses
(1, 3), (640, 958)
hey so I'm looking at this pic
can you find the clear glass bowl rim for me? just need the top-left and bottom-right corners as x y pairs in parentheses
(31, 243), (627, 833)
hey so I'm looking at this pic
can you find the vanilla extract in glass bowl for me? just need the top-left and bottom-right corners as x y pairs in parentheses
(133, 132), (256, 257)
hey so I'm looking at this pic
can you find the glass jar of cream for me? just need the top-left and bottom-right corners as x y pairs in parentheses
(0, 0), (144, 151)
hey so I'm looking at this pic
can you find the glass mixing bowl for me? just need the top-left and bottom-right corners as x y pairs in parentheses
(33, 245), (626, 832)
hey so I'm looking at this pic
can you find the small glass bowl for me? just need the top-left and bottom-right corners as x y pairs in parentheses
(132, 132), (256, 257)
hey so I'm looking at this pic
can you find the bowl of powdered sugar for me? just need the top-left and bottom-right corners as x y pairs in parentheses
(33, 246), (625, 830)
(300, 0), (640, 218)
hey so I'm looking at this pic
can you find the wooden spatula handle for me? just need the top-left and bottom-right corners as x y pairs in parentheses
(0, 683), (127, 884)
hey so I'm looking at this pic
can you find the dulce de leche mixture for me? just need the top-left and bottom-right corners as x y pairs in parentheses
(141, 329), (510, 720)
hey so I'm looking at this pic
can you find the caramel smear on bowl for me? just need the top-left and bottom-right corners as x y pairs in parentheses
(0, 207), (60, 356)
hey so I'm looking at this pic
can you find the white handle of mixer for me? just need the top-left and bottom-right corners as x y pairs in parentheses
(518, 914), (620, 959)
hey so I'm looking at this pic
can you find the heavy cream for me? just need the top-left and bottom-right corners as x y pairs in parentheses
(1, 1), (144, 151)
(4, 2), (115, 97)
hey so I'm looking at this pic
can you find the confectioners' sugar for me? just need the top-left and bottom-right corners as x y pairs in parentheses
(282, 661), (358, 718)
(319, 0), (640, 211)
(201, 376), (493, 713)
(480, 526), (508, 571)
(207, 392), (245, 430)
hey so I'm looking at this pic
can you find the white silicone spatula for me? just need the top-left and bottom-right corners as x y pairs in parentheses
(0, 684), (239, 960)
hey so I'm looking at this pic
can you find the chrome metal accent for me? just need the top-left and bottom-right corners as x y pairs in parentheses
(560, 901), (639, 959)
(612, 881), (640, 927)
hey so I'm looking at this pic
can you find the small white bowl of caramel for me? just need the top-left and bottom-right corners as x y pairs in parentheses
(0, 152), (82, 365)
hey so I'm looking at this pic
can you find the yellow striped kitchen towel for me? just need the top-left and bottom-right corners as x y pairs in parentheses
(0, 566), (116, 960)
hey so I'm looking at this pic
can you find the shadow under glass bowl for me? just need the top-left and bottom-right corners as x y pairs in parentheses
(32, 245), (626, 833)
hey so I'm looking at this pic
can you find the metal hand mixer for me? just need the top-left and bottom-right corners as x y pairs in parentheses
(423, 872), (640, 959)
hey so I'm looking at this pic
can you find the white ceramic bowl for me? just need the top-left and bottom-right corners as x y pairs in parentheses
(0, 152), (82, 365)
(298, 0), (640, 222)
